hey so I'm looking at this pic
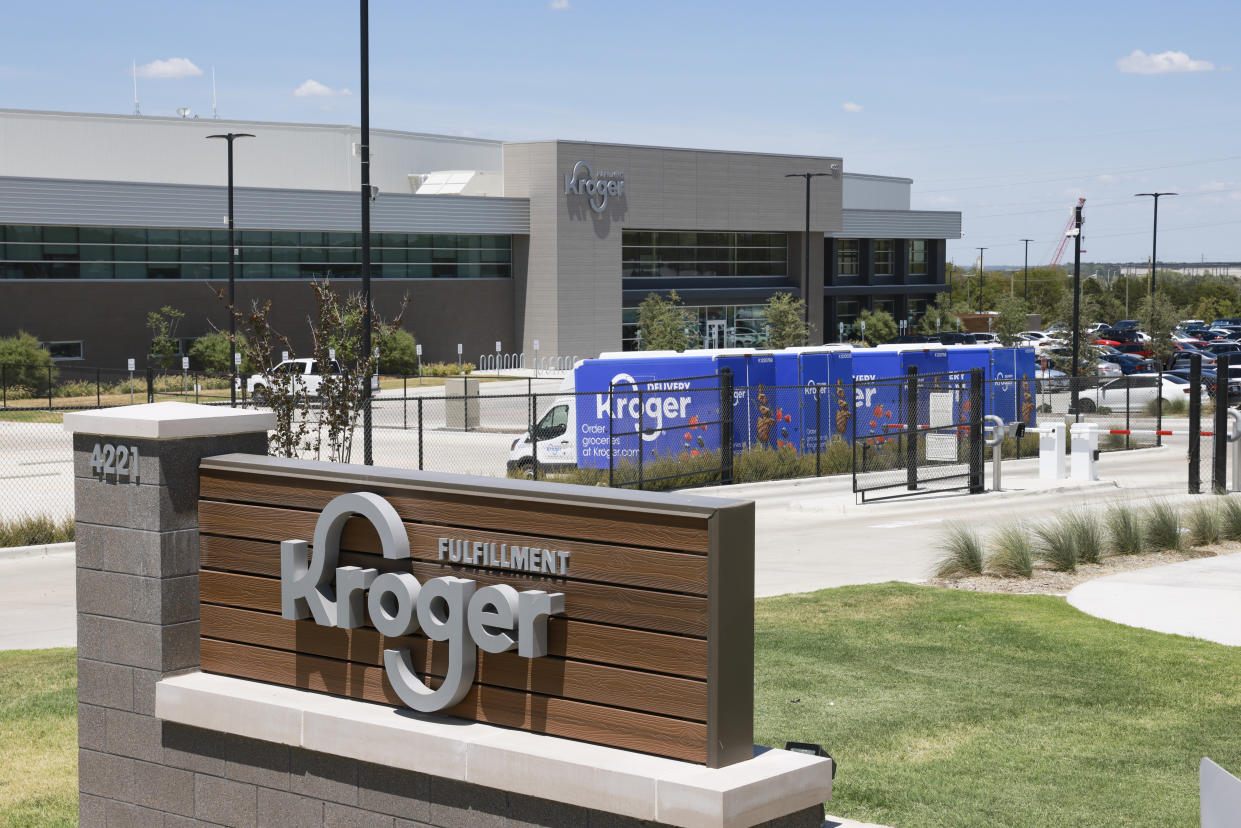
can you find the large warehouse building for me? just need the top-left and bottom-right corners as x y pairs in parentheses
(0, 108), (960, 367)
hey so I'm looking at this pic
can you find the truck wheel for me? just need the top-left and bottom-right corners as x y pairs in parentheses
(252, 385), (267, 405)
(1075, 398), (1096, 414)
(516, 460), (535, 480)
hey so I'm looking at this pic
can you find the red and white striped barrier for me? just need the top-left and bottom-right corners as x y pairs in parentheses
(1105, 429), (1219, 437)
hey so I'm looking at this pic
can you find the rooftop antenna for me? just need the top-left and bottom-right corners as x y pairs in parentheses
(211, 66), (218, 118)
(132, 59), (140, 115)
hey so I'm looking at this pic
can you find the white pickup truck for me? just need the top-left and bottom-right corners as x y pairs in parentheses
(243, 358), (378, 399)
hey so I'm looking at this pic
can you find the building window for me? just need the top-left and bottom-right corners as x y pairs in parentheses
(621, 303), (770, 351)
(0, 225), (512, 280)
(872, 241), (894, 276)
(908, 298), (929, 320)
(621, 231), (787, 279)
(836, 240), (859, 276)
(835, 299), (861, 330)
(873, 299), (896, 317)
(44, 341), (84, 360)
(908, 240), (927, 276)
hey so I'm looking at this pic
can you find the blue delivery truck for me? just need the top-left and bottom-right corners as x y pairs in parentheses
(770, 349), (855, 451)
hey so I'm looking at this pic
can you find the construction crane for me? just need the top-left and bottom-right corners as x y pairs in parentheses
(1048, 197), (1086, 267)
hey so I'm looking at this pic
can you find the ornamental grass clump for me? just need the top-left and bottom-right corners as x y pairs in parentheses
(986, 524), (1034, 578)
(1064, 510), (1104, 564)
(1143, 501), (1183, 553)
(1105, 503), (1144, 557)
(932, 522), (985, 578)
(1220, 497), (1241, 542)
(1186, 502), (1221, 547)
(1034, 518), (1077, 573)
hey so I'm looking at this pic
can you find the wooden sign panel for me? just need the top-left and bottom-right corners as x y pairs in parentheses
(196, 454), (754, 767)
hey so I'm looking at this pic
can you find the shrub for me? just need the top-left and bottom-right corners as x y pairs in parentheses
(1105, 503), (1144, 557)
(0, 331), (56, 392)
(1220, 497), (1241, 541)
(1186, 502), (1221, 547)
(378, 327), (419, 375)
(986, 524), (1033, 578)
(421, 361), (474, 377)
(735, 444), (817, 483)
(932, 522), (985, 578)
(1146, 397), (1186, 417)
(1034, 518), (1077, 572)
(0, 514), (75, 547)
(1143, 501), (1183, 552)
(1064, 510), (1103, 564)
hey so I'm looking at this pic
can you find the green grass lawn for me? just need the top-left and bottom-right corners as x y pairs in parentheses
(3, 587), (1239, 827)
(0, 648), (77, 827)
(755, 583), (1241, 827)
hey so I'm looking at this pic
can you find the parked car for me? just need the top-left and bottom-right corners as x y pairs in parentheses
(886, 333), (936, 344)
(1070, 373), (1209, 413)
(1100, 352), (1153, 375)
(931, 331), (974, 345)
(1167, 348), (1217, 370)
(1035, 368), (1069, 393)
(1203, 342), (1241, 356)
(1165, 368), (1241, 402)
(1211, 318), (1241, 328)
(1113, 319), (1142, 330)
(1096, 360), (1123, 378)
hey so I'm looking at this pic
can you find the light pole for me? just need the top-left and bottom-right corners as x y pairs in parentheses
(1136, 192), (1175, 297)
(360, 0), (374, 465)
(786, 172), (830, 332)
(975, 247), (987, 313)
(1019, 238), (1033, 302)
(1070, 201), (1084, 412)
(206, 132), (254, 407)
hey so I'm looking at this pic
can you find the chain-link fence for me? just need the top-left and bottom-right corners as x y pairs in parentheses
(3, 362), (1229, 526)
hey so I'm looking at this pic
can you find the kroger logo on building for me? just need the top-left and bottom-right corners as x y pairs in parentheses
(564, 161), (625, 213)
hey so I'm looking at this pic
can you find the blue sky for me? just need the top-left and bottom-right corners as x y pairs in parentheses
(3, 0), (1239, 266)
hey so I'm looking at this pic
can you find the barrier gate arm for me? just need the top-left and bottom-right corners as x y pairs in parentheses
(984, 415), (1004, 491)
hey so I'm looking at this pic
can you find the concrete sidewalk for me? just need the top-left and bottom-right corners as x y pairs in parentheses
(1067, 552), (1241, 646)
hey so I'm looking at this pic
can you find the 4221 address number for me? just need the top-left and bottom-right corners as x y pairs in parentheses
(89, 443), (140, 482)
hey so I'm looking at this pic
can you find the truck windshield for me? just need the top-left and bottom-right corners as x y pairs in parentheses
(536, 405), (568, 440)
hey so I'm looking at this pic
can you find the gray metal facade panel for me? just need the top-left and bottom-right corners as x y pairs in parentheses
(0, 176), (529, 234)
(829, 209), (961, 239)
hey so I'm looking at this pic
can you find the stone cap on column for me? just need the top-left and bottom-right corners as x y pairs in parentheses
(63, 401), (275, 439)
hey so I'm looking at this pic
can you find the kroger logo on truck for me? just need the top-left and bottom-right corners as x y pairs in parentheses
(595, 372), (694, 442)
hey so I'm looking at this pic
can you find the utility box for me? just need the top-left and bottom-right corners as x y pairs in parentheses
(445, 377), (480, 430)
(1070, 422), (1100, 482)
(1040, 421), (1067, 479)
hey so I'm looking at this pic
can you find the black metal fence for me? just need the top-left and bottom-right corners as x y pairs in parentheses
(851, 368), (985, 502)
(1, 361), (1231, 524)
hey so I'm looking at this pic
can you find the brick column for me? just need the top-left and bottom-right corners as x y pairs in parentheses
(66, 403), (272, 825)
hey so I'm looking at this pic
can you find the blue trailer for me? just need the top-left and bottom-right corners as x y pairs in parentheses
(770, 350), (855, 451)
(850, 349), (951, 442)
(943, 346), (1038, 425)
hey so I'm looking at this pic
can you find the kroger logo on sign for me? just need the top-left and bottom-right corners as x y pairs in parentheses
(564, 161), (624, 213)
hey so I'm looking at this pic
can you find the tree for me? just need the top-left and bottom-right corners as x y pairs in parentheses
(637, 291), (695, 352)
(917, 293), (962, 335)
(188, 332), (253, 374)
(856, 308), (897, 346)
(763, 292), (809, 348)
(1137, 291), (1184, 366)
(992, 295), (1029, 347)
(0, 331), (56, 393)
(146, 305), (185, 369)
(376, 327), (418, 375)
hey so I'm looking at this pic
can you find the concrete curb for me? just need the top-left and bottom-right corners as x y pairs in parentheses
(0, 540), (75, 561)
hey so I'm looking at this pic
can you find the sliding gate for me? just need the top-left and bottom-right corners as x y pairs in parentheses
(852, 368), (985, 502)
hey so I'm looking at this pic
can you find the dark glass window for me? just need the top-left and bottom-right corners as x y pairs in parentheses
(836, 240), (859, 276)
(873, 241), (894, 276)
(908, 240), (928, 276)
(0, 226), (510, 280)
(621, 230), (787, 279)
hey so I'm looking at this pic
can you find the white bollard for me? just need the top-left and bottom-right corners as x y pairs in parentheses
(1039, 421), (1067, 480)
(1070, 422), (1100, 482)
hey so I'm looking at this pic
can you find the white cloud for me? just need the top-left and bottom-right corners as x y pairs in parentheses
(842, 101), (863, 113)
(549, 0), (570, 8)
(294, 79), (351, 98)
(135, 58), (202, 79)
(1117, 49), (1214, 74)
